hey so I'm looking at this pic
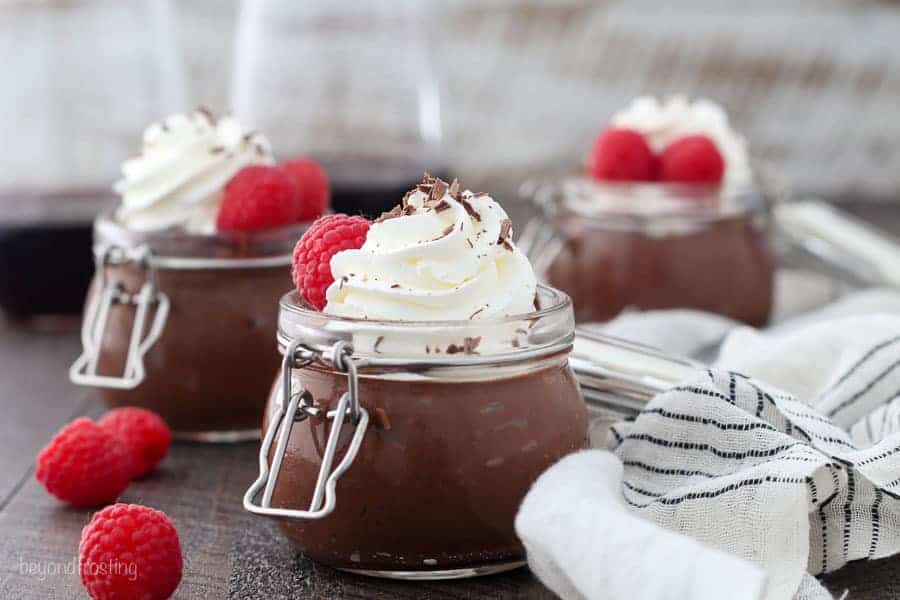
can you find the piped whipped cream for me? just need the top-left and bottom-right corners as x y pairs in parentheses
(114, 108), (274, 233)
(611, 95), (752, 187)
(324, 176), (538, 323)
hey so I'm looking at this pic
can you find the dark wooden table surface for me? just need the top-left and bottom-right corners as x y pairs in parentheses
(2, 202), (900, 600)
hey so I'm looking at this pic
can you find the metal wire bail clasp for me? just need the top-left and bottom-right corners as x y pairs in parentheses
(69, 244), (170, 389)
(244, 340), (370, 521)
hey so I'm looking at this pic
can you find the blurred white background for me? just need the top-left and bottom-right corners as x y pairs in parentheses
(4, 0), (900, 200)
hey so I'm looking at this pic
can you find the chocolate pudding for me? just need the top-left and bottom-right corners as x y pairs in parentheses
(546, 211), (775, 325)
(531, 179), (775, 326)
(81, 215), (303, 438)
(265, 356), (587, 572)
(244, 177), (588, 577)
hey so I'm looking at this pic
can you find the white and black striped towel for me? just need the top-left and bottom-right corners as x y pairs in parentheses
(516, 291), (900, 600)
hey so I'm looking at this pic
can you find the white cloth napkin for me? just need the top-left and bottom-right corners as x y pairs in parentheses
(516, 289), (900, 600)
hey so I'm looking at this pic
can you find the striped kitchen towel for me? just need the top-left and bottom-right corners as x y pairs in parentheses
(517, 309), (900, 600)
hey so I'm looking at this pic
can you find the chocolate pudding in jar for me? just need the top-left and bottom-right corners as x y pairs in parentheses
(523, 96), (776, 326)
(245, 176), (588, 578)
(70, 109), (331, 440)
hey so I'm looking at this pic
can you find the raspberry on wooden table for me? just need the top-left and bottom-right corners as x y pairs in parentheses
(659, 134), (725, 184)
(587, 127), (659, 182)
(216, 165), (301, 231)
(79, 503), (183, 600)
(292, 214), (370, 310)
(98, 407), (172, 479)
(35, 417), (132, 507)
(279, 158), (331, 222)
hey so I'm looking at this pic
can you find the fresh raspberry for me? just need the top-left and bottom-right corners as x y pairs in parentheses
(35, 418), (132, 507)
(279, 158), (331, 222)
(216, 165), (301, 231)
(79, 503), (182, 600)
(659, 134), (725, 184)
(98, 408), (172, 479)
(292, 214), (370, 310)
(587, 127), (659, 182)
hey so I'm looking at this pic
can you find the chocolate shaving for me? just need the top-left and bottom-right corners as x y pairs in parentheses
(416, 184), (432, 194)
(469, 307), (484, 319)
(459, 197), (481, 222)
(440, 224), (454, 237)
(402, 204), (416, 216)
(511, 339), (520, 348)
(425, 345), (431, 354)
(471, 192), (489, 198)
(449, 178), (460, 199)
(210, 145), (225, 154)
(463, 336), (482, 355)
(533, 292), (541, 311)
(501, 240), (514, 252)
(430, 178), (448, 202)
(375, 205), (403, 223)
(195, 106), (216, 124)
(466, 238), (474, 248)
(446, 343), (464, 355)
(498, 218), (512, 244)
(374, 336), (384, 353)
(434, 199), (451, 213)
(390, 284), (401, 289)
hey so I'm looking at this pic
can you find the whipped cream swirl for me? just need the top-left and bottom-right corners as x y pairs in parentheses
(611, 95), (752, 187)
(114, 109), (274, 233)
(324, 177), (538, 322)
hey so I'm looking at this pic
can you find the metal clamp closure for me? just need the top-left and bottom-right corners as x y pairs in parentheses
(69, 245), (170, 389)
(243, 340), (370, 521)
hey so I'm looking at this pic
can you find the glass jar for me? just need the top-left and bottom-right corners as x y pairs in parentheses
(231, 0), (445, 218)
(520, 178), (776, 326)
(244, 284), (588, 578)
(70, 213), (305, 441)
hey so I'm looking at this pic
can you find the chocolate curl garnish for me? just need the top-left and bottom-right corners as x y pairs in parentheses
(375, 205), (403, 223)
(434, 199), (451, 213)
(430, 224), (455, 241)
(459, 197), (481, 222)
(498, 219), (512, 244)
(429, 178), (448, 202)
(195, 105), (217, 125)
(449, 178), (461, 199)
(374, 336), (384, 353)
(533, 292), (540, 311)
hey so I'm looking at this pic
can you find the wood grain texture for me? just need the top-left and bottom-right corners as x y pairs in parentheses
(0, 323), (89, 507)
